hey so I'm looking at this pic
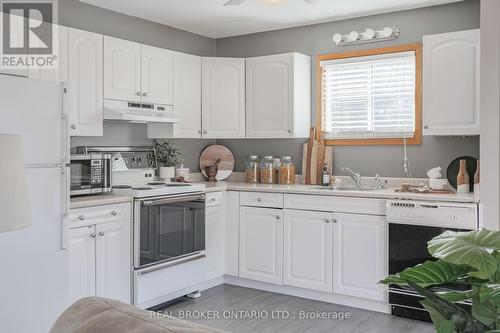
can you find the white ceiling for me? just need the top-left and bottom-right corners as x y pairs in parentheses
(80, 0), (463, 38)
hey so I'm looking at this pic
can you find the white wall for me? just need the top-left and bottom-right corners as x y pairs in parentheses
(479, 0), (500, 230)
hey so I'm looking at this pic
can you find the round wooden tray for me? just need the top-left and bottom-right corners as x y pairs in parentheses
(199, 145), (235, 181)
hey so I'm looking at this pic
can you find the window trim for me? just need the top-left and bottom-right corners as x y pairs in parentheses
(316, 43), (422, 146)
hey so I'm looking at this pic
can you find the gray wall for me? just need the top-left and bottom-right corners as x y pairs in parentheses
(59, 0), (216, 56)
(69, 0), (481, 177)
(216, 0), (480, 177)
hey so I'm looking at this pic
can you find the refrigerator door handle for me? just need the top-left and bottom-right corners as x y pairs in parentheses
(61, 83), (70, 164)
(61, 166), (70, 250)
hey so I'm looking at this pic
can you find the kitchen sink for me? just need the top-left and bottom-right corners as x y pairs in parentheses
(309, 185), (379, 192)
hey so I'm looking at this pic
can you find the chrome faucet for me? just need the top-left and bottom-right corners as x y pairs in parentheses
(342, 167), (362, 187)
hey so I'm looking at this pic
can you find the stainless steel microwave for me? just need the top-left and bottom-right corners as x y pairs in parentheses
(70, 154), (112, 197)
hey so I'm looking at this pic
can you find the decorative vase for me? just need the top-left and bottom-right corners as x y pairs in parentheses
(159, 166), (175, 180)
(456, 159), (470, 194)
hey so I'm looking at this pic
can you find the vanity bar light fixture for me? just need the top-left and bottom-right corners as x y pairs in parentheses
(333, 26), (400, 46)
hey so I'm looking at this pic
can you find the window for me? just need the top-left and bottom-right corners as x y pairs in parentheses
(317, 44), (422, 145)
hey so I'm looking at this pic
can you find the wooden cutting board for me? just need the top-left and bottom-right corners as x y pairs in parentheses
(199, 144), (235, 181)
(302, 128), (333, 185)
(304, 128), (316, 185)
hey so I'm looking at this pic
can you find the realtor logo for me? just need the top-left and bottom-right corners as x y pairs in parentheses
(1, 0), (58, 69)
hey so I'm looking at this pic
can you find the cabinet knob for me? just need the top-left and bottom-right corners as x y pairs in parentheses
(275, 215), (281, 220)
(424, 125), (429, 130)
(257, 198), (262, 202)
(78, 215), (85, 220)
(71, 124), (77, 130)
(203, 130), (208, 135)
(198, 130), (202, 134)
(333, 219), (338, 223)
(325, 218), (331, 223)
(288, 129), (292, 134)
(136, 92), (141, 96)
(111, 211), (117, 216)
(99, 231), (105, 236)
(90, 233), (96, 238)
(142, 92), (148, 97)
(210, 198), (216, 203)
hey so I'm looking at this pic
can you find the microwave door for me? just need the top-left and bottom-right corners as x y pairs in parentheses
(70, 159), (92, 195)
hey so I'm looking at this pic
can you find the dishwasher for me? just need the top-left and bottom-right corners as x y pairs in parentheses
(386, 200), (478, 322)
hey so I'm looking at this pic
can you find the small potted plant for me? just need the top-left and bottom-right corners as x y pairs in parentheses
(153, 140), (182, 180)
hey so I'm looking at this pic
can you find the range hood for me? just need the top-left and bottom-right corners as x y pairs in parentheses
(103, 99), (181, 124)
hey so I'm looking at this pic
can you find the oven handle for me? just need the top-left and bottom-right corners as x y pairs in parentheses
(141, 193), (205, 206)
(136, 252), (206, 276)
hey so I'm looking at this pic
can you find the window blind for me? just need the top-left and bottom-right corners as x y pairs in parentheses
(320, 51), (416, 140)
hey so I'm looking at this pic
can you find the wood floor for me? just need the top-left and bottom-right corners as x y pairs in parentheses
(161, 284), (435, 333)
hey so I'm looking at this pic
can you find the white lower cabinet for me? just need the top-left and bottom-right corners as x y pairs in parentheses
(283, 209), (333, 292)
(239, 206), (283, 284)
(68, 205), (131, 305)
(68, 225), (96, 304)
(95, 221), (131, 303)
(205, 194), (225, 280)
(332, 213), (387, 302)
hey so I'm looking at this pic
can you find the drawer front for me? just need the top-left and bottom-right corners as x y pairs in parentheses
(284, 194), (386, 215)
(69, 202), (131, 227)
(240, 191), (284, 208)
(206, 191), (224, 207)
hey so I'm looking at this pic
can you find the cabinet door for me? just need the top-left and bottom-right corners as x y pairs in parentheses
(141, 44), (173, 105)
(96, 220), (131, 304)
(206, 204), (225, 280)
(28, 25), (68, 82)
(67, 28), (103, 136)
(173, 52), (202, 138)
(423, 29), (480, 136)
(284, 209), (333, 292)
(332, 213), (387, 301)
(246, 54), (293, 138)
(225, 191), (239, 276)
(68, 225), (96, 304)
(104, 36), (141, 102)
(202, 57), (245, 138)
(239, 206), (282, 284)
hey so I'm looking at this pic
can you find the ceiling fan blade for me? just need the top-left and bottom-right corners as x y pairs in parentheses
(224, 0), (247, 6)
(304, 0), (319, 4)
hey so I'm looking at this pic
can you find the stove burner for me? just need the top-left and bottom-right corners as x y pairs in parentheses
(165, 183), (192, 187)
(113, 185), (132, 189)
(132, 186), (153, 190)
(147, 181), (166, 186)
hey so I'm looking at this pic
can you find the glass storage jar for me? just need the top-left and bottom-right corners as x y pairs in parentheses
(245, 155), (260, 183)
(273, 158), (281, 184)
(260, 156), (274, 184)
(279, 156), (296, 185)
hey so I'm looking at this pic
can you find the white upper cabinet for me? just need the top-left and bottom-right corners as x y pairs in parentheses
(423, 29), (480, 136)
(283, 209), (333, 292)
(141, 45), (173, 105)
(104, 36), (141, 102)
(173, 52), (202, 138)
(332, 213), (387, 302)
(246, 53), (310, 138)
(67, 28), (103, 137)
(202, 57), (245, 138)
(28, 25), (68, 82)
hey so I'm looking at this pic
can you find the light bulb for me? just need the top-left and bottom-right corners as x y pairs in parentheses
(261, 0), (288, 5)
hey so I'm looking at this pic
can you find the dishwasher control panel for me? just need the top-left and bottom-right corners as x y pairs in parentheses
(386, 200), (478, 230)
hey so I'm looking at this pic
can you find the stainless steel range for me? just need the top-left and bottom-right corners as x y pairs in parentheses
(77, 146), (207, 275)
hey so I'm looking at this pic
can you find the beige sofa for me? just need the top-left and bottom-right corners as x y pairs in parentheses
(50, 297), (225, 333)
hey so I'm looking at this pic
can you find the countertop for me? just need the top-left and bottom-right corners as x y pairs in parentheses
(71, 181), (476, 209)
(70, 194), (134, 209)
(203, 181), (476, 203)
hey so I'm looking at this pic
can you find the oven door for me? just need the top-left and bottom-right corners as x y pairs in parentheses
(134, 193), (206, 270)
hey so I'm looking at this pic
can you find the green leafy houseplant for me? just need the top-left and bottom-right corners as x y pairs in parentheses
(152, 140), (182, 167)
(381, 229), (500, 333)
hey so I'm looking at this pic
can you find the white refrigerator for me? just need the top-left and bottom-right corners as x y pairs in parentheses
(0, 75), (70, 333)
